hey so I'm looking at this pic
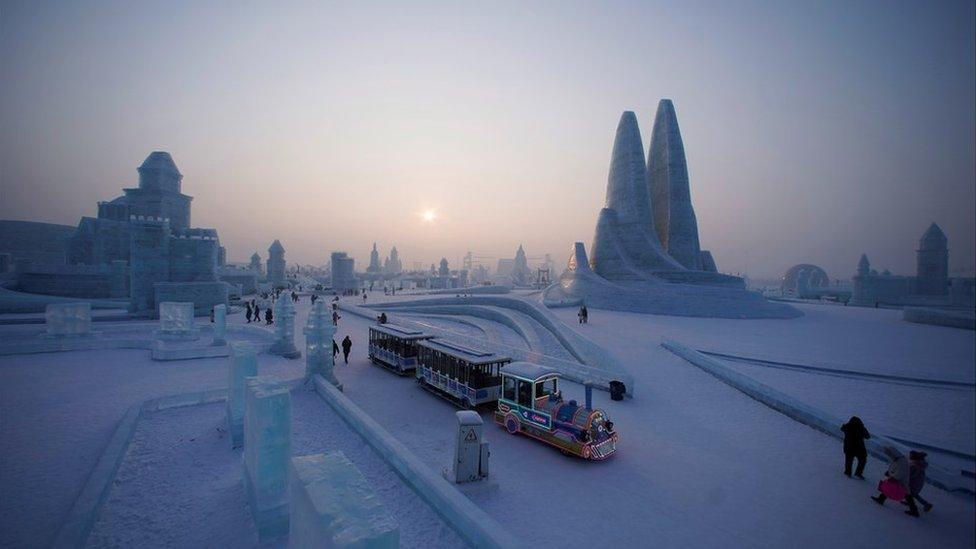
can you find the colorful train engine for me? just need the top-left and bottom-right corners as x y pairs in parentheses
(494, 362), (618, 460)
(368, 324), (434, 375)
(415, 338), (511, 408)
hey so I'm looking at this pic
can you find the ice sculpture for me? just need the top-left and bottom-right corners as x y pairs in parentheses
(288, 452), (398, 549)
(155, 301), (199, 340)
(648, 99), (703, 270)
(303, 301), (340, 389)
(244, 376), (292, 540)
(45, 302), (92, 337)
(270, 297), (301, 358)
(212, 303), (227, 346)
(227, 343), (258, 447)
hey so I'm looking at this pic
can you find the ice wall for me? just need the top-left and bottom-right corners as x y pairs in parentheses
(288, 452), (398, 548)
(244, 376), (292, 539)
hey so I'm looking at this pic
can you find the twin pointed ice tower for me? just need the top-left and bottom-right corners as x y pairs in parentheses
(547, 100), (799, 319)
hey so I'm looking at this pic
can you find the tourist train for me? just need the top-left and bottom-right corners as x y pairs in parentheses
(414, 339), (512, 408)
(495, 362), (618, 460)
(367, 323), (434, 375)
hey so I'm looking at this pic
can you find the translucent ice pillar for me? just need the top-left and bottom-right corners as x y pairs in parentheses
(244, 376), (292, 540)
(270, 297), (301, 358)
(227, 342), (258, 447)
(288, 452), (398, 549)
(303, 301), (340, 390)
(212, 303), (227, 346)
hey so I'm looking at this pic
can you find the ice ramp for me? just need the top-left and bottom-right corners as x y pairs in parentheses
(662, 339), (974, 495)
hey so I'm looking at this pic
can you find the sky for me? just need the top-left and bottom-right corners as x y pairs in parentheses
(1, 0), (973, 279)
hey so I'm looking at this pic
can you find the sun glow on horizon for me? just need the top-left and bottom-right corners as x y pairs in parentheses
(421, 210), (437, 223)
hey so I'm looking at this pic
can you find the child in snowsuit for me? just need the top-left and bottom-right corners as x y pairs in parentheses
(841, 416), (870, 478)
(872, 446), (918, 516)
(905, 451), (933, 515)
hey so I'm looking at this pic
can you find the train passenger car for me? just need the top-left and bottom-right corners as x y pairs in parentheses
(368, 323), (434, 375)
(415, 339), (511, 408)
(494, 362), (618, 460)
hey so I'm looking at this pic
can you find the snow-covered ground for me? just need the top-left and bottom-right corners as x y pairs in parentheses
(2, 295), (973, 548)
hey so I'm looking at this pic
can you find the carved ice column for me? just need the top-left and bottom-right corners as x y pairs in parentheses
(212, 304), (227, 346)
(244, 376), (292, 540)
(227, 342), (258, 447)
(270, 297), (301, 358)
(303, 301), (340, 389)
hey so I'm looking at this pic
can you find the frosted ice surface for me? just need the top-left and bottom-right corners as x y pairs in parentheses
(288, 452), (398, 549)
(45, 302), (91, 336)
(244, 376), (292, 540)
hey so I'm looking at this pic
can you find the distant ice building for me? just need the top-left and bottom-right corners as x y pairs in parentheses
(249, 253), (263, 274)
(367, 243), (382, 274)
(267, 240), (286, 287)
(781, 264), (830, 294)
(511, 245), (532, 287)
(0, 151), (228, 315)
(330, 252), (357, 294)
(851, 223), (973, 308)
(383, 246), (402, 275)
(545, 102), (799, 319)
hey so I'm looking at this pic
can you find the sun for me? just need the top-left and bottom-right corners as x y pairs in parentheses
(422, 210), (437, 223)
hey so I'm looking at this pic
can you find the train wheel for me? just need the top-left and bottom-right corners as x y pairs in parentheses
(581, 445), (592, 460)
(504, 415), (520, 435)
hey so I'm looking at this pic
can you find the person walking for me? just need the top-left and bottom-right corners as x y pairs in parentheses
(362, 291), (368, 304)
(905, 451), (933, 515)
(872, 446), (916, 516)
(265, 307), (273, 325)
(245, 302), (252, 323)
(341, 335), (352, 364)
(841, 416), (870, 479)
(332, 339), (339, 361)
(332, 310), (339, 326)
(253, 304), (261, 323)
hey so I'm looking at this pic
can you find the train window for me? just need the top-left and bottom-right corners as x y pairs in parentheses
(535, 378), (556, 398)
(503, 376), (516, 400)
(517, 380), (532, 408)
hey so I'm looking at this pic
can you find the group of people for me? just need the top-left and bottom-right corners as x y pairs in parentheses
(332, 335), (353, 364)
(841, 416), (933, 518)
(244, 298), (272, 325)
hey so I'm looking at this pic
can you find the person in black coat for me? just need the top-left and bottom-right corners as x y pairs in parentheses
(332, 339), (339, 360)
(245, 302), (252, 323)
(841, 416), (870, 478)
(265, 308), (273, 325)
(341, 335), (352, 364)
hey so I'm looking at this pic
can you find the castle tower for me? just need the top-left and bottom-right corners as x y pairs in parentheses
(250, 252), (262, 273)
(367, 243), (381, 273)
(267, 240), (286, 287)
(123, 152), (193, 231)
(647, 100), (703, 270)
(915, 223), (948, 295)
(384, 246), (402, 274)
(438, 257), (450, 278)
(857, 254), (871, 276)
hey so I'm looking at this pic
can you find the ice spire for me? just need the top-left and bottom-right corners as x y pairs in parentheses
(648, 99), (703, 270)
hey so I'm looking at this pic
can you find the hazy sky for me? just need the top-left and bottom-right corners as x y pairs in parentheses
(2, 0), (973, 278)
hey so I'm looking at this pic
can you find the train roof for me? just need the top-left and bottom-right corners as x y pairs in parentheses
(500, 361), (558, 381)
(417, 338), (511, 365)
(369, 323), (433, 340)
